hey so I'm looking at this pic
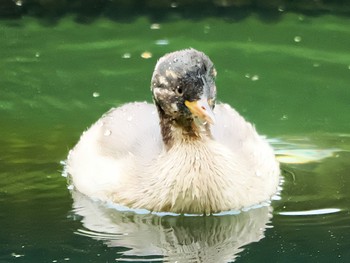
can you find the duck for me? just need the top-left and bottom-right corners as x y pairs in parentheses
(66, 48), (280, 215)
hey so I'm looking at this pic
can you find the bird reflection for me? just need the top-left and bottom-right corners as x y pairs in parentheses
(71, 191), (273, 262)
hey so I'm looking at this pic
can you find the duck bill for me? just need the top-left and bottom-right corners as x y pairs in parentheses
(185, 97), (215, 125)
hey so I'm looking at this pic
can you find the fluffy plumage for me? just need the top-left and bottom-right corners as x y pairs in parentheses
(66, 49), (280, 214)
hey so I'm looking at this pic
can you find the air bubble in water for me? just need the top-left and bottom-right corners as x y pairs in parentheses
(280, 115), (288, 120)
(155, 39), (169, 46)
(204, 25), (210, 34)
(14, 0), (23, 6)
(294, 36), (302, 43)
(170, 2), (178, 8)
(150, 23), (160, 30)
(278, 6), (285, 12)
(251, 75), (259, 81)
(122, 53), (131, 59)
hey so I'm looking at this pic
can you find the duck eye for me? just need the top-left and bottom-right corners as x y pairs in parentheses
(175, 86), (183, 96)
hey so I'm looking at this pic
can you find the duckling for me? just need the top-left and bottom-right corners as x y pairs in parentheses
(66, 48), (280, 215)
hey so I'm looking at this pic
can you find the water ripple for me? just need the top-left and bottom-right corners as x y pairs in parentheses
(279, 208), (341, 216)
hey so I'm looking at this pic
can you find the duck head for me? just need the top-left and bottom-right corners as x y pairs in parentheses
(151, 49), (217, 147)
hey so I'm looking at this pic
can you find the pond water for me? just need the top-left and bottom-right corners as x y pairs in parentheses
(1, 7), (350, 263)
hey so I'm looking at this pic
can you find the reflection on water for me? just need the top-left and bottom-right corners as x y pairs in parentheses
(271, 137), (342, 164)
(71, 191), (272, 262)
(279, 208), (340, 216)
(64, 133), (350, 262)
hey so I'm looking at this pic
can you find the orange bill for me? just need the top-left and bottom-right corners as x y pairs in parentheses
(185, 97), (215, 125)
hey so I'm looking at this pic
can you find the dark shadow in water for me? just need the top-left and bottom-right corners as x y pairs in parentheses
(2, 0), (350, 25)
(70, 191), (273, 262)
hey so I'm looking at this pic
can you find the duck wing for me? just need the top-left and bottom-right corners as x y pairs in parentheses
(66, 102), (163, 199)
(211, 103), (276, 159)
(95, 102), (163, 160)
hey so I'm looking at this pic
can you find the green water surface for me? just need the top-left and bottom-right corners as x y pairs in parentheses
(1, 9), (350, 263)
